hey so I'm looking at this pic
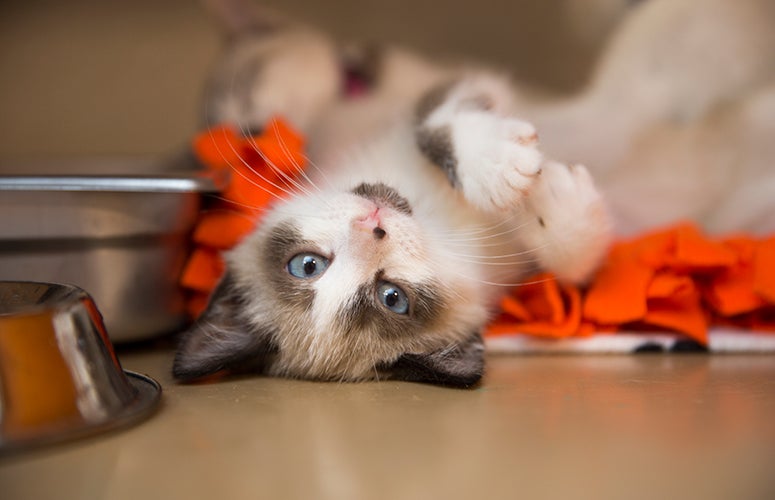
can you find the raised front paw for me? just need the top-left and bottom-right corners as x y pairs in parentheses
(521, 161), (612, 284)
(452, 111), (543, 211)
(530, 161), (604, 218)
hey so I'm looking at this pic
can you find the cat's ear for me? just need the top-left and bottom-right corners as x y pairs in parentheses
(172, 273), (276, 382)
(382, 332), (485, 388)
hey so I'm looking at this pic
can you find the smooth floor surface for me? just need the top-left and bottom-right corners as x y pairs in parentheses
(2, 348), (775, 500)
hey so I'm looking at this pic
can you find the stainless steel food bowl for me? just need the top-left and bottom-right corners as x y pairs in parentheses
(0, 281), (161, 455)
(0, 158), (221, 342)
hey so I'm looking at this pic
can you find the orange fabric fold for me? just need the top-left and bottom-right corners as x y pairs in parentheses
(180, 118), (306, 318)
(754, 236), (775, 303)
(487, 273), (582, 338)
(486, 222), (775, 344)
(180, 247), (225, 294)
(582, 256), (653, 324)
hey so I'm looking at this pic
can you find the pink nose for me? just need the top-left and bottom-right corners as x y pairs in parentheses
(353, 208), (387, 240)
(354, 208), (380, 229)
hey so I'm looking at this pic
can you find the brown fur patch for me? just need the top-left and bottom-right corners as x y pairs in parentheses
(415, 80), (456, 123)
(335, 275), (447, 340)
(263, 220), (317, 310)
(416, 126), (458, 187)
(351, 182), (413, 215)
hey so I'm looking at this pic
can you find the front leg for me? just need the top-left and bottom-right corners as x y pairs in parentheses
(414, 75), (612, 284)
(415, 74), (543, 211)
(517, 161), (613, 284)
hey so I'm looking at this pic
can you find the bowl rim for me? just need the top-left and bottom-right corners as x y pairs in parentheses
(0, 370), (162, 457)
(0, 281), (163, 456)
(0, 281), (92, 317)
(0, 172), (221, 193)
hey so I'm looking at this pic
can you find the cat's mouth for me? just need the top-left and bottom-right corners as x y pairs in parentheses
(341, 44), (382, 99)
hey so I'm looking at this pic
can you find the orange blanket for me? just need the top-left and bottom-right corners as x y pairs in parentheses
(182, 122), (775, 344)
(487, 225), (775, 344)
(180, 119), (306, 317)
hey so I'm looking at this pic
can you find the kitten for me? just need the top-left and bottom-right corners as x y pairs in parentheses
(172, 1), (612, 386)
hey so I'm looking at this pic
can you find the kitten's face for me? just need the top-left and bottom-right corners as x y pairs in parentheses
(173, 183), (487, 386)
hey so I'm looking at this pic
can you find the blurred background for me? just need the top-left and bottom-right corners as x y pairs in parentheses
(0, 0), (632, 159)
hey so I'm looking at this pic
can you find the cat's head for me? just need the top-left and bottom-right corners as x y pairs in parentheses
(173, 182), (488, 387)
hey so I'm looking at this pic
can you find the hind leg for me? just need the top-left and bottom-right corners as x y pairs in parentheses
(205, 27), (342, 134)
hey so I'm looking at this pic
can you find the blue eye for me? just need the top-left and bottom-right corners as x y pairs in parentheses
(287, 253), (330, 279)
(377, 281), (410, 315)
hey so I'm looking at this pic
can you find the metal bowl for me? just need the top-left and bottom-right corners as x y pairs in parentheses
(0, 158), (221, 342)
(0, 281), (161, 455)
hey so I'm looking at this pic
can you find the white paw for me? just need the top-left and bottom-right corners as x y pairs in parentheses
(452, 111), (543, 211)
(521, 161), (612, 284)
(531, 161), (603, 215)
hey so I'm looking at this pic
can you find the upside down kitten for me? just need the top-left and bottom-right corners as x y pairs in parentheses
(172, 1), (612, 386)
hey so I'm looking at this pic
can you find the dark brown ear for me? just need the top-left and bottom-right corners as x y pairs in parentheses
(381, 332), (485, 388)
(173, 273), (277, 382)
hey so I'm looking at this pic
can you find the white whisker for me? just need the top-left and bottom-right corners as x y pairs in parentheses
(444, 256), (542, 267)
(268, 120), (325, 193)
(202, 131), (297, 204)
(434, 212), (518, 237)
(449, 267), (557, 288)
(202, 193), (331, 221)
(239, 134), (317, 199)
(299, 153), (336, 191)
(438, 218), (535, 244)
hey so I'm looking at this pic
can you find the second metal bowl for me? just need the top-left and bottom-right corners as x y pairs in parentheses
(0, 281), (161, 455)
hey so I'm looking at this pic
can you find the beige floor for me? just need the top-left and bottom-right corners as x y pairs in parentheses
(2, 347), (775, 500)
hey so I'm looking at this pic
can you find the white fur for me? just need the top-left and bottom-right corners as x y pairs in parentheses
(510, 0), (775, 236)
